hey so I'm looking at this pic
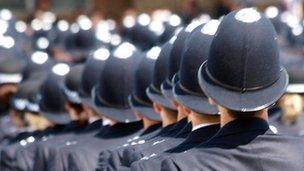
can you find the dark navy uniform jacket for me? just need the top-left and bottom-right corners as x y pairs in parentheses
(161, 118), (304, 171)
(47, 121), (146, 171)
(123, 122), (192, 167)
(40, 119), (104, 171)
(31, 121), (89, 170)
(0, 130), (43, 171)
(66, 121), (144, 171)
(130, 124), (220, 171)
(96, 122), (175, 171)
(0, 124), (66, 171)
(0, 114), (23, 145)
(12, 122), (83, 171)
(96, 118), (189, 171)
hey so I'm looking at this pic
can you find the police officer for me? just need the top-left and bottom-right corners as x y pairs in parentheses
(96, 47), (163, 171)
(129, 19), (222, 171)
(161, 8), (304, 171)
(45, 48), (111, 171)
(0, 52), (25, 144)
(97, 39), (192, 170)
(14, 63), (72, 171)
(120, 24), (207, 168)
(32, 64), (90, 170)
(0, 79), (48, 171)
(66, 42), (145, 171)
(21, 51), (55, 82)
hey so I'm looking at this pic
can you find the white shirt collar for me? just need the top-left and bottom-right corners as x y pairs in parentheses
(192, 122), (219, 131)
(102, 118), (113, 126)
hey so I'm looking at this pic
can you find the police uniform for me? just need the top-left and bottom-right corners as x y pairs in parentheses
(32, 65), (90, 170)
(0, 80), (45, 170)
(161, 8), (304, 171)
(46, 50), (111, 171)
(130, 124), (220, 171)
(161, 118), (304, 171)
(97, 118), (186, 171)
(128, 19), (222, 171)
(64, 43), (146, 171)
(0, 50), (26, 146)
(14, 64), (73, 170)
(96, 41), (181, 171)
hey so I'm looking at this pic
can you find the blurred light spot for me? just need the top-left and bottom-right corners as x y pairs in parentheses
(1, 36), (15, 49)
(113, 42), (136, 59)
(0, 9), (12, 21)
(201, 20), (220, 36)
(138, 13), (151, 26)
(93, 48), (110, 60)
(0, 20), (8, 34)
(31, 19), (43, 31)
(123, 15), (136, 28)
(57, 20), (69, 32)
(110, 34), (122, 46)
(15, 21), (27, 33)
(235, 8), (261, 23)
(31, 51), (49, 64)
(185, 20), (201, 32)
(147, 46), (161, 60)
(169, 14), (181, 27)
(149, 21), (165, 36)
(70, 23), (80, 33)
(36, 37), (49, 49)
(77, 15), (92, 30)
(52, 63), (70, 76)
(265, 6), (279, 19)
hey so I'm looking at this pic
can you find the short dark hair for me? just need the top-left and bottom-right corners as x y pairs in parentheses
(226, 109), (264, 118)
(66, 101), (84, 114)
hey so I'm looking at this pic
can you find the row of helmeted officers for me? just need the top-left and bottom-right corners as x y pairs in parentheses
(0, 7), (304, 171)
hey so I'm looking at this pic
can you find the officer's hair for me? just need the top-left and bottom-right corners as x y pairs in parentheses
(162, 106), (177, 114)
(66, 101), (84, 114)
(226, 109), (264, 118)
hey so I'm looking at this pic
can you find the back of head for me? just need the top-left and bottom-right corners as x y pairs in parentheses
(0, 49), (25, 85)
(22, 51), (55, 81)
(130, 47), (161, 121)
(174, 20), (220, 115)
(11, 80), (42, 113)
(81, 47), (110, 97)
(147, 41), (176, 110)
(38, 63), (71, 124)
(198, 8), (288, 114)
(93, 42), (142, 122)
(97, 43), (141, 108)
(63, 64), (84, 104)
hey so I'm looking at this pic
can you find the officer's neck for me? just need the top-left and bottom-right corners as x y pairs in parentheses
(189, 111), (220, 128)
(142, 117), (161, 129)
(219, 107), (268, 127)
(177, 111), (188, 122)
(160, 110), (177, 127)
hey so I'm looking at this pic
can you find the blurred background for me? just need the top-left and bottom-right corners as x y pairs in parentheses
(3, 0), (301, 22)
(0, 0), (302, 64)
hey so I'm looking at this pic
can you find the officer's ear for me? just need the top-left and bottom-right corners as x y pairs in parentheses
(183, 106), (191, 115)
(0, 84), (18, 97)
(208, 98), (216, 105)
(171, 100), (179, 109)
(153, 102), (162, 114)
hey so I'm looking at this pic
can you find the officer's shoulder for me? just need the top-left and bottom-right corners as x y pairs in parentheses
(130, 158), (161, 171)
(160, 148), (227, 171)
